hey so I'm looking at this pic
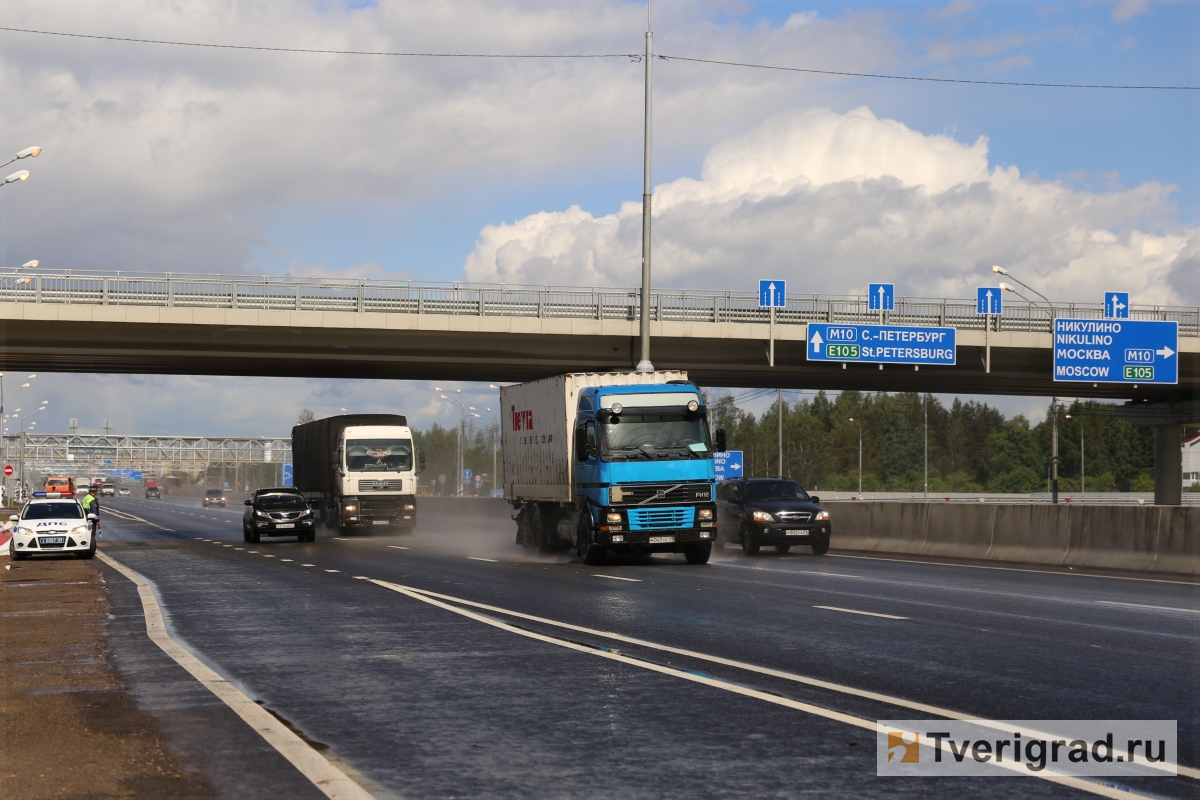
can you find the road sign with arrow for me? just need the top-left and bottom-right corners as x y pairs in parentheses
(1104, 291), (1129, 319)
(868, 283), (895, 311)
(976, 287), (1002, 315)
(713, 451), (743, 481)
(806, 323), (956, 365)
(758, 280), (786, 308)
(1053, 319), (1177, 384)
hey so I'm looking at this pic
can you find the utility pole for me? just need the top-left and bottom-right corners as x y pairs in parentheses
(635, 0), (655, 372)
(923, 395), (928, 498)
(1051, 397), (1059, 504)
(777, 388), (783, 477)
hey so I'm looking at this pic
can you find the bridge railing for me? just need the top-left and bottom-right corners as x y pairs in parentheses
(1, 269), (1196, 336)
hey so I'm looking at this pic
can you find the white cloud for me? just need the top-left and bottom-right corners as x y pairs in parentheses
(1112, 0), (1149, 23)
(464, 106), (1194, 307)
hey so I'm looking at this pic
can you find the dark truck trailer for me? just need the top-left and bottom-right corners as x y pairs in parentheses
(292, 414), (423, 534)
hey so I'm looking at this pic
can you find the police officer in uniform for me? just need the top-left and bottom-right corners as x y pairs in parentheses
(82, 486), (101, 536)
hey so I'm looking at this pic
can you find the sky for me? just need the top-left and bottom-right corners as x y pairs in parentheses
(0, 0), (1195, 436)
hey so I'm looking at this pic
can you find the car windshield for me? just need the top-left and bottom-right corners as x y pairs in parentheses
(599, 413), (710, 461)
(205, 490), (223, 496)
(23, 502), (84, 520)
(346, 439), (413, 472)
(743, 481), (810, 502)
(256, 492), (305, 506)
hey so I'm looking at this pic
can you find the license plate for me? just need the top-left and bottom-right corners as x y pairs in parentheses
(648, 535), (675, 544)
(372, 520), (389, 526)
(276, 523), (295, 529)
(40, 536), (65, 545)
(785, 529), (809, 536)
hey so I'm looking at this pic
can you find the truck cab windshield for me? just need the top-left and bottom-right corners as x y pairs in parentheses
(345, 439), (413, 472)
(600, 414), (710, 460)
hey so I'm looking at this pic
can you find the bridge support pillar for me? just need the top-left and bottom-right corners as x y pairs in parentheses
(1153, 424), (1182, 506)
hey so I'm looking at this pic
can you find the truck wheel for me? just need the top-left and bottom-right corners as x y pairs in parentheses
(774, 545), (791, 555)
(740, 523), (760, 556)
(577, 513), (606, 565)
(811, 538), (830, 555)
(684, 541), (712, 565)
(515, 505), (536, 550)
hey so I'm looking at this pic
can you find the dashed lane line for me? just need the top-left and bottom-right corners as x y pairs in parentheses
(1097, 600), (1200, 614)
(97, 552), (374, 800)
(386, 546), (410, 550)
(813, 605), (908, 620)
(466, 557), (498, 563)
(593, 574), (641, 582)
(366, 578), (1153, 798)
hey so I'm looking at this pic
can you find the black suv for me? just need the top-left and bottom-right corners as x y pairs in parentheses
(145, 486), (160, 499)
(243, 487), (316, 543)
(203, 488), (227, 507)
(716, 478), (831, 556)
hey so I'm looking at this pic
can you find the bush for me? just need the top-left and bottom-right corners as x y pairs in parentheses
(1130, 472), (1156, 492)
(987, 466), (1041, 494)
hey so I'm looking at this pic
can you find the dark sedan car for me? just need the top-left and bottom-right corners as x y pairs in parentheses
(716, 478), (830, 556)
(203, 488), (227, 507)
(243, 487), (316, 543)
(145, 486), (160, 499)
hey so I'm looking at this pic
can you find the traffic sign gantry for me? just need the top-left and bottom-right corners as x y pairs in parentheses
(976, 287), (1002, 315)
(713, 451), (743, 482)
(807, 323), (956, 366)
(868, 283), (895, 311)
(758, 280), (786, 308)
(1104, 292), (1130, 319)
(1053, 319), (1177, 384)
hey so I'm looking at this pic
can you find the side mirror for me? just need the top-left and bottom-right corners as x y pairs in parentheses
(8, 515), (17, 522)
(715, 428), (727, 453)
(809, 496), (821, 505)
(418, 449), (427, 472)
(244, 499), (252, 506)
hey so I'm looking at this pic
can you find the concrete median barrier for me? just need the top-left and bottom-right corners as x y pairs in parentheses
(827, 501), (1197, 577)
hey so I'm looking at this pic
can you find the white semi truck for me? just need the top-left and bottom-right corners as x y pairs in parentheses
(292, 414), (424, 534)
(501, 371), (725, 565)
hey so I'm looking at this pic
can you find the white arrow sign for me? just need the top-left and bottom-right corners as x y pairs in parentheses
(1156, 346), (1175, 358)
(810, 331), (824, 353)
(769, 282), (777, 306)
(1115, 299), (1126, 314)
(730, 462), (741, 470)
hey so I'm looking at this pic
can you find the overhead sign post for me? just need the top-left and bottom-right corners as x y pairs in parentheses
(976, 287), (1002, 373)
(1053, 319), (1177, 384)
(758, 279), (786, 367)
(807, 323), (956, 367)
(1104, 292), (1130, 319)
(713, 451), (743, 482)
(868, 283), (895, 316)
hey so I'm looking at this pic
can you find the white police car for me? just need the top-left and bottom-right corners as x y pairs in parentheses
(8, 492), (96, 560)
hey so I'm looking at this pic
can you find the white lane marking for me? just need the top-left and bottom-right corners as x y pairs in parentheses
(97, 551), (374, 800)
(593, 574), (641, 582)
(263, 555), (276, 558)
(325, 569), (339, 573)
(814, 605), (908, 620)
(367, 578), (1148, 798)
(353, 576), (369, 580)
(195, 537), (204, 540)
(223, 545), (232, 548)
(104, 507), (172, 530)
(248, 551), (259, 554)
(386, 545), (409, 550)
(235, 548), (244, 551)
(281, 559), (294, 562)
(1098, 600), (1200, 614)
(333, 537), (347, 541)
(830, 553), (1197, 586)
(466, 557), (498, 563)
(301, 564), (315, 567)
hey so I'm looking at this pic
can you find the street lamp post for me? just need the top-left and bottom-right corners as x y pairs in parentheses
(488, 385), (501, 498)
(435, 387), (468, 497)
(923, 395), (929, 497)
(636, 0), (655, 373)
(991, 265), (1051, 305)
(848, 417), (863, 496)
(1051, 398), (1059, 504)
(1065, 414), (1084, 495)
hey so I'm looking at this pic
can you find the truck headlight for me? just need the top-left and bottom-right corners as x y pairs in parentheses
(404, 504), (415, 510)
(698, 509), (712, 520)
(606, 512), (622, 524)
(814, 511), (830, 521)
(751, 510), (774, 522)
(343, 504), (357, 512)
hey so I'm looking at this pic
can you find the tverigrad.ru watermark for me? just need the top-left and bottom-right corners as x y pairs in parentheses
(877, 721), (1177, 777)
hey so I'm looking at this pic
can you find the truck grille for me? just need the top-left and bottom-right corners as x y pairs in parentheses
(611, 483), (711, 506)
(359, 495), (409, 517)
(627, 506), (695, 530)
(358, 479), (403, 492)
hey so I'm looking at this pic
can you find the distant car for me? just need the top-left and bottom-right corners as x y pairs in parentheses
(716, 478), (831, 556)
(8, 495), (96, 560)
(243, 487), (316, 543)
(117, 487), (130, 497)
(145, 486), (161, 499)
(101, 482), (115, 497)
(203, 488), (227, 508)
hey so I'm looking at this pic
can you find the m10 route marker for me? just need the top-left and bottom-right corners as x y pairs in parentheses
(807, 323), (956, 366)
(1052, 318), (1177, 384)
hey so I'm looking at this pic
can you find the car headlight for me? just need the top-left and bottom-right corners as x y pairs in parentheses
(71, 525), (89, 536)
(17, 526), (32, 536)
(606, 512), (622, 524)
(814, 511), (830, 521)
(751, 510), (774, 523)
(698, 508), (713, 520)
(255, 510), (270, 518)
(299, 508), (313, 516)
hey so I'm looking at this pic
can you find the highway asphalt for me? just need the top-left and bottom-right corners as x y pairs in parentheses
(85, 495), (1197, 798)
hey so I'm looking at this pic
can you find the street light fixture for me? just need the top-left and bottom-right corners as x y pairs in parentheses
(435, 389), (469, 497)
(991, 265), (1051, 305)
(1064, 414), (1085, 495)
(0, 146), (41, 170)
(3, 170), (31, 186)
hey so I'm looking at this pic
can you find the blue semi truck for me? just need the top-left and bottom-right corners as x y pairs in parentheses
(500, 372), (726, 565)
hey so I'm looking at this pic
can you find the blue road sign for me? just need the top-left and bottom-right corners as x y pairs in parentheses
(807, 323), (956, 365)
(976, 287), (1003, 315)
(713, 451), (743, 482)
(281, 464), (293, 486)
(462, 468), (473, 481)
(1053, 319), (1177, 384)
(1104, 291), (1130, 319)
(868, 283), (895, 311)
(758, 280), (786, 308)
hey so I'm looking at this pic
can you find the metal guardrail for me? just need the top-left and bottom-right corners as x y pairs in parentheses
(820, 492), (1200, 505)
(1, 268), (1197, 336)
